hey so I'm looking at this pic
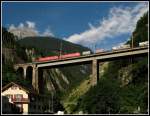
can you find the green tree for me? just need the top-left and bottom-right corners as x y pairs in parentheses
(127, 12), (148, 47)
(79, 78), (121, 114)
(2, 27), (16, 48)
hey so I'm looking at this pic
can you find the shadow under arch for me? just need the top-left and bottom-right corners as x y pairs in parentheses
(26, 66), (33, 85)
(16, 67), (24, 78)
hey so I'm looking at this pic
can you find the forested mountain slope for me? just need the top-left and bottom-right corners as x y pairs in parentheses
(62, 12), (148, 114)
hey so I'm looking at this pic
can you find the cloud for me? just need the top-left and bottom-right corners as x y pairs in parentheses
(65, 3), (148, 48)
(8, 21), (54, 38)
(41, 26), (54, 37)
(26, 21), (35, 28)
(8, 21), (39, 38)
(18, 23), (24, 29)
(9, 24), (16, 30)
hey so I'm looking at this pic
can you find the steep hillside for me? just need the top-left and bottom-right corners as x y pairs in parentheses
(2, 27), (30, 87)
(64, 12), (148, 114)
(127, 12), (148, 47)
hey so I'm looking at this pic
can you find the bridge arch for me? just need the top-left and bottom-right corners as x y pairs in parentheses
(16, 67), (24, 78)
(26, 66), (33, 84)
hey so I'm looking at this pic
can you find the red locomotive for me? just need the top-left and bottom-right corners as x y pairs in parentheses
(35, 52), (81, 62)
(37, 56), (59, 62)
(60, 52), (80, 59)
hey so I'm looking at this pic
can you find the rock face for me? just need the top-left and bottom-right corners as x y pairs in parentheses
(40, 65), (91, 93)
(2, 48), (24, 64)
(2, 48), (15, 63)
(99, 62), (109, 78)
(118, 65), (133, 87)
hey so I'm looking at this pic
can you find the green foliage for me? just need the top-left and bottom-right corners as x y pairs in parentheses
(59, 65), (90, 93)
(61, 79), (91, 114)
(2, 27), (17, 48)
(78, 78), (121, 114)
(2, 27), (31, 86)
(52, 94), (65, 113)
(127, 12), (148, 47)
(120, 57), (148, 114)
(75, 57), (148, 114)
(2, 62), (30, 87)
(16, 45), (28, 61)
(119, 84), (148, 114)
(131, 57), (148, 85)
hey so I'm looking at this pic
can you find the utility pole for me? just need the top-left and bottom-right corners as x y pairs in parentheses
(51, 92), (54, 113)
(59, 39), (63, 58)
(131, 33), (134, 69)
(131, 33), (134, 48)
(19, 30), (22, 39)
(95, 44), (97, 53)
(93, 43), (97, 53)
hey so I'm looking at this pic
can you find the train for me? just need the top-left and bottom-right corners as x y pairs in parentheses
(35, 41), (148, 62)
(112, 41), (149, 50)
(112, 44), (130, 50)
(95, 49), (105, 53)
(35, 50), (92, 62)
(35, 52), (81, 62)
(139, 41), (149, 47)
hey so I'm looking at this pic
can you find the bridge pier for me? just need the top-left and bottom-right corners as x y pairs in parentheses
(32, 66), (39, 93)
(23, 67), (27, 79)
(91, 59), (99, 86)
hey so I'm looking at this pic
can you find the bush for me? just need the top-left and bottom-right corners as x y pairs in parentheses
(78, 78), (121, 114)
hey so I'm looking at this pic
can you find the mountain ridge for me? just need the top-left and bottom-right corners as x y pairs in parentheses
(18, 36), (91, 57)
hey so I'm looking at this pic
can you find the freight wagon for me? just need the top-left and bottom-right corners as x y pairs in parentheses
(139, 41), (149, 47)
(82, 51), (91, 55)
(112, 44), (130, 50)
(95, 49), (105, 53)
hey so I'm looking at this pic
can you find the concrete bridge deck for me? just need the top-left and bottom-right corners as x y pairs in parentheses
(14, 46), (148, 93)
(34, 46), (148, 68)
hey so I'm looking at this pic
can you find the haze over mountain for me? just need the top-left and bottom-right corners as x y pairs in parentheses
(8, 21), (38, 39)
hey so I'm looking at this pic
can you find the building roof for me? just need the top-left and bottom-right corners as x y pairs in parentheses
(2, 82), (37, 94)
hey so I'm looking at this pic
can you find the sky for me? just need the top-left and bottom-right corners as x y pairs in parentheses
(2, 1), (149, 50)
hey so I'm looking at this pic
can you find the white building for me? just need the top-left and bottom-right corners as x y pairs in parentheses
(2, 82), (52, 114)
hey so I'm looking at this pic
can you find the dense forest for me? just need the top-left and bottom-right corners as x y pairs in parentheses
(2, 27), (30, 87)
